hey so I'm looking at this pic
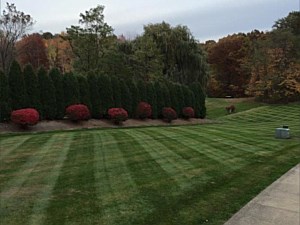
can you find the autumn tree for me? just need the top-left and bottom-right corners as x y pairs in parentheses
(16, 33), (49, 70)
(207, 34), (250, 97)
(66, 5), (113, 74)
(45, 33), (73, 73)
(0, 3), (34, 74)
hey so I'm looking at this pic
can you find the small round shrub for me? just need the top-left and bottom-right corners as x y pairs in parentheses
(182, 107), (195, 119)
(65, 104), (90, 121)
(11, 108), (39, 127)
(136, 102), (152, 119)
(225, 105), (235, 114)
(108, 108), (128, 125)
(162, 107), (177, 123)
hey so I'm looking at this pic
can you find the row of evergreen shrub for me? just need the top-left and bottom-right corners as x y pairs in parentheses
(0, 61), (206, 122)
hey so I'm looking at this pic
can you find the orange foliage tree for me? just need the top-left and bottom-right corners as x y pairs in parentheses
(16, 33), (49, 70)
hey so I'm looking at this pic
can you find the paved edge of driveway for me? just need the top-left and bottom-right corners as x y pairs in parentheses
(224, 164), (300, 225)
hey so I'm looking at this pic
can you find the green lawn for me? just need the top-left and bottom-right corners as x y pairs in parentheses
(0, 102), (299, 225)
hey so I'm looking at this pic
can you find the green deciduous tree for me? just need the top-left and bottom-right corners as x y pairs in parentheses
(66, 5), (113, 74)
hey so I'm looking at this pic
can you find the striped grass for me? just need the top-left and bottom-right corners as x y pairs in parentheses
(0, 103), (299, 225)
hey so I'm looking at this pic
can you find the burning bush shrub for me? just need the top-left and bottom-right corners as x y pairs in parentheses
(182, 107), (195, 119)
(162, 107), (177, 123)
(11, 108), (39, 127)
(108, 108), (128, 125)
(65, 104), (90, 121)
(136, 102), (152, 119)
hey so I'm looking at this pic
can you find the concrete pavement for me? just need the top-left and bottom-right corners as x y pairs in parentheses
(225, 164), (300, 225)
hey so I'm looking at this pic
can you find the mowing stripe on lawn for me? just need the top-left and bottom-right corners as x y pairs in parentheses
(93, 131), (140, 225)
(28, 133), (74, 225)
(43, 131), (100, 225)
(128, 128), (196, 189)
(0, 134), (56, 200)
(0, 135), (32, 159)
(112, 130), (180, 225)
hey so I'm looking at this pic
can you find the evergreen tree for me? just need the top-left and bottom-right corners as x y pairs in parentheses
(98, 75), (114, 117)
(190, 82), (206, 118)
(162, 82), (171, 108)
(23, 64), (41, 111)
(146, 82), (157, 119)
(120, 80), (132, 115)
(175, 84), (185, 117)
(137, 80), (147, 101)
(126, 79), (139, 118)
(155, 81), (165, 118)
(38, 67), (56, 119)
(110, 76), (122, 107)
(8, 61), (26, 110)
(49, 67), (65, 119)
(168, 82), (179, 115)
(0, 70), (11, 121)
(77, 75), (92, 110)
(63, 72), (80, 107)
(87, 73), (101, 118)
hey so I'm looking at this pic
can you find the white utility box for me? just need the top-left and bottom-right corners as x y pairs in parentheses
(275, 128), (290, 139)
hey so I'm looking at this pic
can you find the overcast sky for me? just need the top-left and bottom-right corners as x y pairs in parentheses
(2, 0), (299, 42)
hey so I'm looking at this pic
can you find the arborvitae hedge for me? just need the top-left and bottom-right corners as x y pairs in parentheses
(154, 81), (165, 118)
(4, 63), (206, 121)
(49, 68), (65, 119)
(126, 79), (139, 118)
(87, 73), (101, 118)
(146, 82), (157, 119)
(63, 72), (80, 108)
(120, 80), (132, 116)
(168, 82), (180, 115)
(190, 82), (206, 118)
(23, 64), (41, 111)
(98, 75), (113, 117)
(138, 80), (147, 102)
(175, 84), (185, 117)
(8, 61), (27, 110)
(0, 70), (11, 122)
(111, 76), (122, 108)
(38, 67), (57, 119)
(77, 75), (92, 111)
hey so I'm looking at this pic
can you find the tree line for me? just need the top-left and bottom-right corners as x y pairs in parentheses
(0, 61), (206, 122)
(204, 11), (300, 103)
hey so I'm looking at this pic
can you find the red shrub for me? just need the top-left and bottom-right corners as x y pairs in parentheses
(225, 105), (236, 114)
(136, 102), (152, 119)
(182, 107), (195, 119)
(162, 107), (177, 123)
(11, 108), (39, 127)
(65, 104), (90, 121)
(108, 108), (128, 124)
